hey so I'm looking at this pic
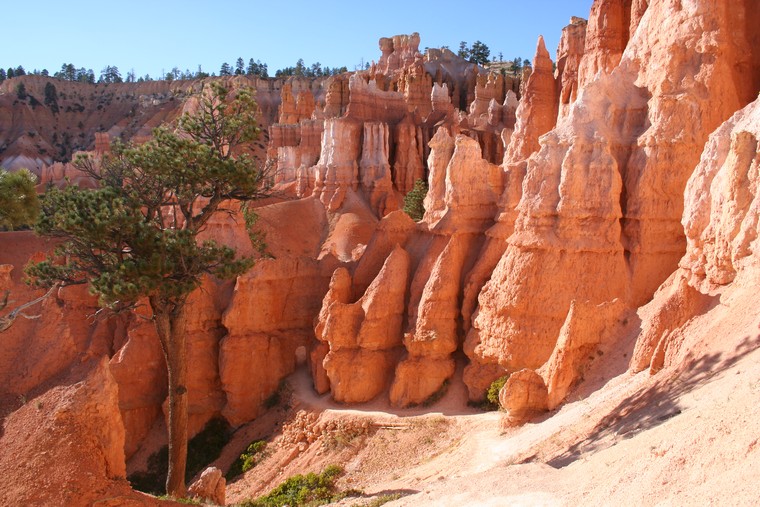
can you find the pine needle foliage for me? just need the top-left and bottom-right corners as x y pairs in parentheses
(402, 178), (427, 222)
(0, 168), (39, 230)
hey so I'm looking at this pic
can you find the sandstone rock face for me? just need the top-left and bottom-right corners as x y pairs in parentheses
(346, 75), (408, 124)
(188, 467), (226, 506)
(498, 369), (548, 427)
(377, 33), (422, 74)
(630, 96), (760, 374)
(393, 114), (426, 194)
(556, 17), (587, 119)
(422, 127), (456, 224)
(465, 0), (760, 402)
(503, 36), (558, 165)
(424, 134), (503, 232)
(359, 121), (396, 216)
(110, 308), (167, 459)
(0, 357), (134, 506)
(577, 0), (634, 90)
(629, 274), (712, 373)
(0, 75), (281, 177)
(389, 235), (468, 406)
(620, 0), (759, 303)
(220, 257), (332, 426)
(317, 246), (409, 403)
(351, 210), (417, 298)
(681, 98), (760, 289)
(313, 118), (362, 211)
(540, 299), (626, 409)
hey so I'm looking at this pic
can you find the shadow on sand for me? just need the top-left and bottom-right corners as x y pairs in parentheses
(545, 333), (760, 468)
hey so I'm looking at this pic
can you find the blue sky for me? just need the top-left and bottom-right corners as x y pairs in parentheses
(4, 1), (593, 78)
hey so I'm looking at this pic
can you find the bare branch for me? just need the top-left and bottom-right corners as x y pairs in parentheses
(0, 284), (58, 333)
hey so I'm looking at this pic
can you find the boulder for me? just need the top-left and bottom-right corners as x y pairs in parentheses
(188, 467), (225, 506)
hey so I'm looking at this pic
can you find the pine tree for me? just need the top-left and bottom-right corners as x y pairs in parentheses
(403, 178), (428, 221)
(27, 83), (268, 497)
(0, 168), (39, 230)
(469, 41), (491, 66)
(44, 82), (59, 113)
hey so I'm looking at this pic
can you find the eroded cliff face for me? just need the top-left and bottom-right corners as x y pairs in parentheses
(465, 0), (760, 406)
(0, 75), (283, 175)
(2, 0), (760, 500)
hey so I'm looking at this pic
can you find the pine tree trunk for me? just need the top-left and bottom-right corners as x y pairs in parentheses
(151, 298), (189, 498)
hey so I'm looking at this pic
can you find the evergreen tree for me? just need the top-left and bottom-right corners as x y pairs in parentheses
(403, 178), (428, 221)
(219, 62), (232, 76)
(235, 57), (245, 75)
(15, 65), (25, 76)
(0, 68), (5, 83)
(0, 168), (39, 230)
(510, 57), (522, 73)
(44, 82), (59, 113)
(457, 41), (470, 60)
(7, 68), (14, 78)
(99, 65), (122, 83)
(294, 58), (305, 77)
(469, 41), (491, 66)
(15, 82), (27, 100)
(27, 83), (268, 497)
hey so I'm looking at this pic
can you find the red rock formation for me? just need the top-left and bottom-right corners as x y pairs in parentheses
(422, 127), (456, 224)
(377, 33), (422, 74)
(577, 0), (633, 90)
(188, 467), (226, 505)
(399, 61), (434, 118)
(631, 96), (760, 374)
(556, 17), (587, 119)
(465, 0), (760, 402)
(0, 358), (138, 506)
(278, 83), (315, 124)
(317, 246), (410, 403)
(503, 36), (558, 164)
(322, 75), (350, 118)
(358, 121), (395, 216)
(681, 98), (760, 289)
(393, 114), (426, 194)
(539, 298), (626, 409)
(351, 210), (417, 297)
(345, 74), (408, 124)
(498, 368), (548, 427)
(460, 39), (559, 388)
(390, 235), (466, 406)
(313, 118), (362, 211)
(629, 273), (712, 373)
(220, 257), (332, 426)
(621, 0), (759, 303)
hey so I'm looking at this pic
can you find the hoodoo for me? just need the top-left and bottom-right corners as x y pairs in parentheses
(2, 0), (760, 503)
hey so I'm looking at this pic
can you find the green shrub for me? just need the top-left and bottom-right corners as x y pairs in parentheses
(403, 178), (428, 221)
(239, 465), (345, 507)
(227, 440), (268, 480)
(366, 493), (403, 507)
(486, 375), (509, 410)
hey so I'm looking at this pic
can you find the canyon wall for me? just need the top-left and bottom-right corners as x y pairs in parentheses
(2, 0), (760, 500)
